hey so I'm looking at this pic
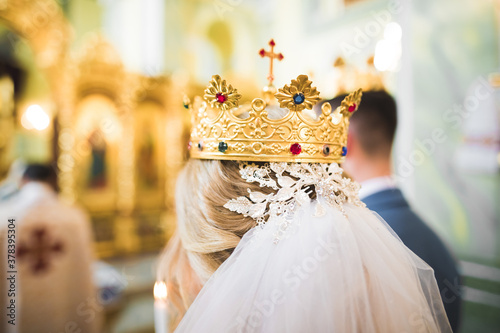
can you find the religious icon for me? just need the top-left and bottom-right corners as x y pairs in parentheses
(137, 127), (158, 189)
(87, 129), (107, 189)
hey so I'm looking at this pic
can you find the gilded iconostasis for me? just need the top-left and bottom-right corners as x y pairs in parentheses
(0, 1), (190, 259)
(0, 0), (499, 332)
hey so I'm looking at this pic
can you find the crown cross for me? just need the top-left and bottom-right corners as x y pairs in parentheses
(259, 39), (284, 86)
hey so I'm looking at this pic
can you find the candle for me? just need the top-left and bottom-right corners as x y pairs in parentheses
(154, 281), (168, 333)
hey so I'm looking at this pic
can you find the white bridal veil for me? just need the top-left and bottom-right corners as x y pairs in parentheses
(174, 163), (452, 333)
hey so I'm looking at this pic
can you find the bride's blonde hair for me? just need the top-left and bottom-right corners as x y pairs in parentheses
(157, 159), (276, 326)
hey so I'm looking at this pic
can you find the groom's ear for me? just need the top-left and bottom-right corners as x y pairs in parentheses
(346, 129), (356, 155)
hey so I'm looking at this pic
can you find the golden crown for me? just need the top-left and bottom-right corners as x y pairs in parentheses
(185, 74), (362, 163)
(184, 40), (362, 163)
(334, 56), (385, 96)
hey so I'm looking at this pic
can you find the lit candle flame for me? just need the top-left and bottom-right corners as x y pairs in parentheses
(154, 281), (167, 301)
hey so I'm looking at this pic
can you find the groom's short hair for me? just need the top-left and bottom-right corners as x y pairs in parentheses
(326, 90), (397, 158)
(22, 163), (57, 190)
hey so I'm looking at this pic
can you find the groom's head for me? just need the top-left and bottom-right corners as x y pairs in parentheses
(21, 163), (57, 190)
(324, 90), (397, 181)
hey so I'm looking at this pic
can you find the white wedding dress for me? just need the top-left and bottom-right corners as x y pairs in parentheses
(174, 163), (452, 332)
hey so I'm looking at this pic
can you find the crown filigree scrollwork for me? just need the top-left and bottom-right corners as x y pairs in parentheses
(186, 74), (362, 163)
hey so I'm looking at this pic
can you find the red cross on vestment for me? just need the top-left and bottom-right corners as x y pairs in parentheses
(17, 227), (64, 274)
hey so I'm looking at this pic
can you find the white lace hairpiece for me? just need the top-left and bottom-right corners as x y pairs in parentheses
(223, 162), (365, 242)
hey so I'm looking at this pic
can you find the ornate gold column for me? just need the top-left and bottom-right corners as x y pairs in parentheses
(0, 76), (14, 176)
(115, 75), (139, 254)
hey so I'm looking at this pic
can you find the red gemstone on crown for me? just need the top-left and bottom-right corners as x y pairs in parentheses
(348, 103), (356, 112)
(216, 93), (227, 103)
(278, 53), (284, 60)
(259, 49), (266, 57)
(269, 39), (276, 47)
(290, 143), (302, 155)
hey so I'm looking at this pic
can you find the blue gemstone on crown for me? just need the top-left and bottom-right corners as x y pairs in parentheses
(341, 146), (347, 156)
(293, 93), (305, 104)
(218, 141), (228, 153)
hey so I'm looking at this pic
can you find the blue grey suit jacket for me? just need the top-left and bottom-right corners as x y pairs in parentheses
(363, 188), (461, 332)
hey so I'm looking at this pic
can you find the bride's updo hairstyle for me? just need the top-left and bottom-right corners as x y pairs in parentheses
(157, 159), (277, 323)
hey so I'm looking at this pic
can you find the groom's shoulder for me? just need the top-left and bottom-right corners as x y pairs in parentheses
(363, 188), (434, 238)
(363, 189), (454, 263)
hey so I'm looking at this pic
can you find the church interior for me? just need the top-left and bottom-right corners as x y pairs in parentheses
(0, 0), (498, 332)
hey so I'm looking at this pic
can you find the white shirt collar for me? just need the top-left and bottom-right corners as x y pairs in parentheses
(17, 182), (56, 206)
(358, 176), (397, 200)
